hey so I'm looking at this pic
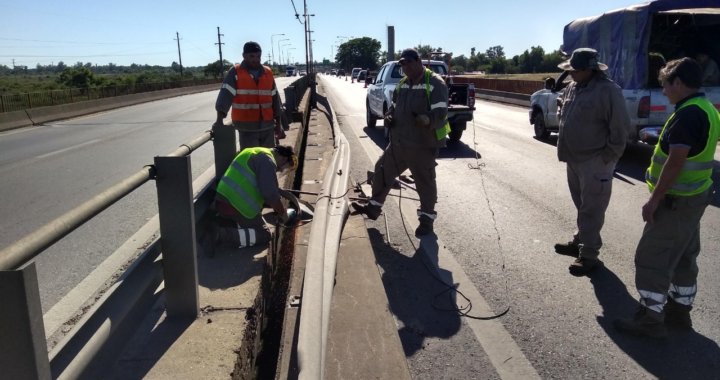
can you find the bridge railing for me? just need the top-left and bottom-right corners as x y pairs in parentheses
(0, 123), (237, 380)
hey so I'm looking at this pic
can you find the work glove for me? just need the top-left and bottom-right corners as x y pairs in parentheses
(413, 114), (431, 128)
(281, 208), (297, 224)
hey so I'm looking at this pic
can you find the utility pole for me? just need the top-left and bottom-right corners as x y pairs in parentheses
(303, 0), (309, 74)
(174, 32), (183, 78)
(215, 27), (225, 75)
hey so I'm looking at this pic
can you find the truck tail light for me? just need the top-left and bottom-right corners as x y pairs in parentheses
(638, 96), (650, 118)
(469, 87), (476, 108)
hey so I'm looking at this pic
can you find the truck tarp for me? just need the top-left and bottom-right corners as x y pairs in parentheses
(562, 0), (719, 89)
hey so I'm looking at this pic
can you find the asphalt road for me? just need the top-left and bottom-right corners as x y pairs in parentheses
(0, 77), (296, 316)
(319, 74), (720, 380)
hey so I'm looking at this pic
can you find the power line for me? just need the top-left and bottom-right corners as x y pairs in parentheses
(0, 37), (209, 45)
(0, 51), (182, 58)
(184, 40), (216, 60)
(289, 0), (304, 24)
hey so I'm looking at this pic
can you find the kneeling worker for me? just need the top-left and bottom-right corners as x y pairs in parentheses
(199, 145), (298, 257)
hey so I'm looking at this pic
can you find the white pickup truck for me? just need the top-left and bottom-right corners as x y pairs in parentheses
(530, 3), (720, 144)
(366, 60), (476, 142)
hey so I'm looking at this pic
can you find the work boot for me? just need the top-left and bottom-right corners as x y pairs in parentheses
(351, 201), (382, 221)
(415, 215), (434, 236)
(614, 306), (668, 339)
(197, 228), (216, 258)
(568, 257), (603, 275)
(664, 298), (693, 329)
(554, 241), (579, 257)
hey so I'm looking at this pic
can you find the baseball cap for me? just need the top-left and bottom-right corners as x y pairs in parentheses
(399, 48), (420, 63)
(243, 41), (262, 54)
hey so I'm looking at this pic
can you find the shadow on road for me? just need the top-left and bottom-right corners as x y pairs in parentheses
(360, 126), (483, 160)
(531, 137), (720, 208)
(589, 267), (720, 379)
(366, 227), (462, 356)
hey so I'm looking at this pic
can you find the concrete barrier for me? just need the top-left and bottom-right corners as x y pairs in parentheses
(17, 83), (220, 128)
(475, 88), (530, 107)
(0, 110), (33, 132)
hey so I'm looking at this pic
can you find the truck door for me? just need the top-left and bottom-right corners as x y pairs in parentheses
(546, 92), (562, 127)
(369, 65), (387, 113)
(649, 90), (673, 129)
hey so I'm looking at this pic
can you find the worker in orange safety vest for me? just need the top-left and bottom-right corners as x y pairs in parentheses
(215, 41), (284, 150)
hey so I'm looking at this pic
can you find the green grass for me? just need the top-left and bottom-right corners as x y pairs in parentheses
(0, 74), (66, 95)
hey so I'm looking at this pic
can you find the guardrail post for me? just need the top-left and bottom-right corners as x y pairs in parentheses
(1, 95), (5, 113)
(27, 93), (32, 109)
(69, 89), (73, 103)
(154, 155), (200, 318)
(212, 122), (237, 183)
(284, 86), (297, 112)
(0, 263), (52, 380)
(50, 91), (55, 106)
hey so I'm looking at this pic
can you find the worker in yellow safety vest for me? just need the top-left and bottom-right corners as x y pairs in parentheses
(215, 41), (284, 150)
(614, 58), (720, 338)
(198, 145), (298, 258)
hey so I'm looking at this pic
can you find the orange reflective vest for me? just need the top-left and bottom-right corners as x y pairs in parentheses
(231, 64), (275, 122)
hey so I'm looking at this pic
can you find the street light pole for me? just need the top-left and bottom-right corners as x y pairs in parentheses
(278, 39), (289, 67)
(271, 34), (284, 67)
(281, 43), (291, 67)
(287, 48), (296, 66)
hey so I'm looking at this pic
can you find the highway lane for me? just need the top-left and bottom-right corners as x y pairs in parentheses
(0, 77), (295, 316)
(320, 74), (720, 380)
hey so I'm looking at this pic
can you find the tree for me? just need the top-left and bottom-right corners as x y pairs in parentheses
(335, 37), (382, 71)
(451, 55), (468, 71)
(203, 59), (232, 78)
(414, 44), (435, 58)
(56, 67), (99, 88)
(171, 61), (181, 73)
(55, 61), (67, 73)
(470, 47), (476, 57)
(485, 46), (505, 60)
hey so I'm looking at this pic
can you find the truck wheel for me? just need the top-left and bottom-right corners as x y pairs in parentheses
(448, 129), (463, 142)
(366, 100), (377, 128)
(533, 113), (550, 139)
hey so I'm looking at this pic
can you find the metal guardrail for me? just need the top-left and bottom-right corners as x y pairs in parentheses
(296, 106), (351, 380)
(283, 74), (312, 114)
(0, 123), (237, 380)
(0, 78), (223, 113)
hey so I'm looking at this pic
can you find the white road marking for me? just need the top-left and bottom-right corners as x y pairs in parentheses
(43, 162), (217, 338)
(178, 106), (198, 115)
(0, 125), (44, 137)
(36, 139), (102, 159)
(322, 79), (541, 380)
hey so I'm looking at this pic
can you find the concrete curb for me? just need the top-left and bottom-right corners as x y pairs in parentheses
(0, 83), (219, 132)
(475, 88), (530, 107)
(275, 78), (411, 380)
(0, 110), (33, 132)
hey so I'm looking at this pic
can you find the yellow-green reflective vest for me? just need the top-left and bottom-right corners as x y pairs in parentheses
(216, 147), (276, 219)
(646, 97), (720, 196)
(396, 69), (451, 141)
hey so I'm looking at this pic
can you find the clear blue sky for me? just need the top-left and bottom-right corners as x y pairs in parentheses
(0, 0), (644, 68)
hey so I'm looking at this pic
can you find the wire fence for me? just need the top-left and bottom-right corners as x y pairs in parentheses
(0, 78), (223, 113)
